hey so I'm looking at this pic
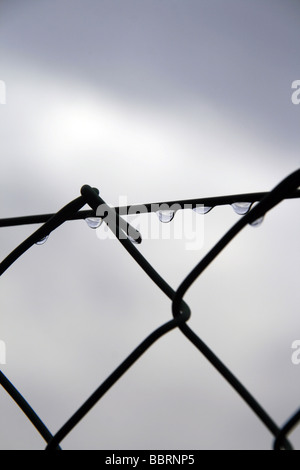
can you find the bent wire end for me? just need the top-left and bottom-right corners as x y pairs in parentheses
(80, 185), (142, 245)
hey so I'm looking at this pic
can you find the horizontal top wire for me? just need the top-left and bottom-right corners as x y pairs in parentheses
(0, 189), (299, 228)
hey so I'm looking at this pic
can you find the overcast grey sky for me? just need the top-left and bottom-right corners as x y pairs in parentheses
(0, 0), (299, 450)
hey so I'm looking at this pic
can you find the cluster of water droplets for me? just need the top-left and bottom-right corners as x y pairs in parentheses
(155, 202), (264, 227)
(36, 201), (264, 247)
(80, 201), (265, 246)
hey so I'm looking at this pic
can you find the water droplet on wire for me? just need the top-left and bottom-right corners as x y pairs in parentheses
(193, 206), (213, 215)
(250, 215), (264, 227)
(85, 217), (103, 229)
(231, 202), (252, 215)
(36, 235), (49, 245)
(128, 234), (142, 244)
(156, 210), (175, 223)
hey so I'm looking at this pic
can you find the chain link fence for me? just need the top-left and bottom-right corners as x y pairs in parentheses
(0, 170), (299, 450)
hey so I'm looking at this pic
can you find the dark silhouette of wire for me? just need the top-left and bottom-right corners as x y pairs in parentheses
(45, 315), (190, 450)
(0, 191), (141, 278)
(0, 195), (102, 447)
(0, 170), (299, 450)
(0, 195), (86, 277)
(0, 371), (61, 450)
(171, 169), (300, 449)
(1, 190), (299, 229)
(0, 196), (93, 447)
(48, 172), (299, 449)
(274, 409), (300, 450)
(45, 185), (192, 449)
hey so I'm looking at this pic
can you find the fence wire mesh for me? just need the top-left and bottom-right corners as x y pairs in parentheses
(0, 169), (299, 450)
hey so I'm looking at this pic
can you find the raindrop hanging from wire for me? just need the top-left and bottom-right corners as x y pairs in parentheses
(156, 210), (175, 223)
(250, 215), (264, 227)
(36, 235), (49, 245)
(231, 202), (252, 215)
(193, 206), (213, 215)
(128, 234), (142, 244)
(85, 217), (103, 229)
